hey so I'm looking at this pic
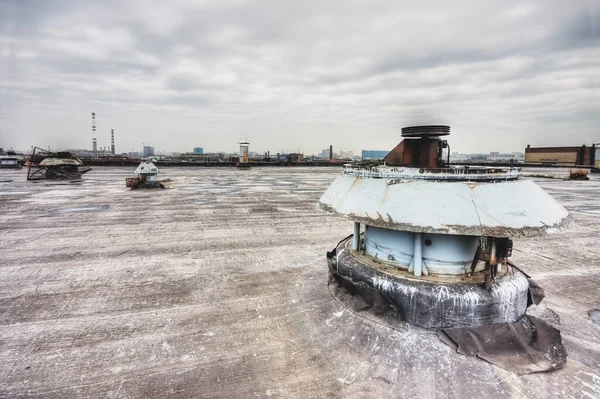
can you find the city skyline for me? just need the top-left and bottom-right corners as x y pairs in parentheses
(6, 138), (530, 159)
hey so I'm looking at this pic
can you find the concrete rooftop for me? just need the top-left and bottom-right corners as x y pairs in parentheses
(0, 166), (599, 398)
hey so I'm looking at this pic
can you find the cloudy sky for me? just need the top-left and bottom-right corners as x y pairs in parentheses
(0, 0), (598, 155)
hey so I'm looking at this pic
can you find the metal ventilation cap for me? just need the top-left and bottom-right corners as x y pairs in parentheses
(319, 175), (572, 237)
(401, 125), (450, 137)
(135, 161), (159, 175)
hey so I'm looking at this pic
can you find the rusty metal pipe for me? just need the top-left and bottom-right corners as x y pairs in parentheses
(490, 239), (497, 267)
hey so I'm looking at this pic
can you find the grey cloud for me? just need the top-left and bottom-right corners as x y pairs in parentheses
(1, 0), (599, 154)
(0, 0), (74, 36)
(558, 9), (600, 48)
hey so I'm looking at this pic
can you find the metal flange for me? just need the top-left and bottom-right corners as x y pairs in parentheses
(401, 125), (450, 137)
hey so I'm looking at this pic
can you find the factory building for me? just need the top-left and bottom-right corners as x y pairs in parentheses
(319, 147), (333, 159)
(67, 149), (113, 158)
(525, 144), (597, 166)
(89, 112), (116, 156)
(277, 153), (304, 163)
(143, 146), (155, 157)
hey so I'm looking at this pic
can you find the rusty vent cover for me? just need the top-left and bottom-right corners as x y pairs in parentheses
(401, 125), (450, 137)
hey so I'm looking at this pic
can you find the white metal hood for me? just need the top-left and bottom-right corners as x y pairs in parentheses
(319, 174), (571, 237)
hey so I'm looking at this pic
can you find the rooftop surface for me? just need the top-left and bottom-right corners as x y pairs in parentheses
(0, 167), (599, 398)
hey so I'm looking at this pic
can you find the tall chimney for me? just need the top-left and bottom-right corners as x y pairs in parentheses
(329, 145), (333, 160)
(111, 129), (115, 155)
(92, 112), (97, 152)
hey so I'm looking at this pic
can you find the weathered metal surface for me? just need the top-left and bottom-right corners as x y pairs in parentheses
(39, 158), (84, 166)
(319, 175), (571, 237)
(342, 164), (520, 181)
(238, 141), (250, 164)
(332, 240), (529, 328)
(422, 233), (480, 274)
(364, 227), (483, 275)
(384, 138), (443, 168)
(134, 161), (159, 175)
(365, 227), (415, 265)
(27, 147), (92, 180)
(27, 147), (91, 180)
(569, 168), (589, 180)
(401, 125), (450, 137)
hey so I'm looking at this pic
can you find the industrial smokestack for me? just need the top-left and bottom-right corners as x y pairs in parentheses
(329, 145), (333, 160)
(92, 112), (97, 152)
(111, 129), (115, 155)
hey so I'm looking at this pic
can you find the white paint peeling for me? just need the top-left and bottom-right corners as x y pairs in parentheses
(491, 273), (530, 322)
(371, 276), (417, 298)
(341, 165), (521, 181)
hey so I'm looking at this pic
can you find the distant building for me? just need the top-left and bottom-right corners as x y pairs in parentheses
(337, 149), (355, 159)
(143, 146), (155, 157)
(67, 149), (112, 158)
(467, 154), (488, 161)
(501, 155), (520, 161)
(159, 152), (229, 163)
(276, 153), (305, 162)
(488, 152), (519, 161)
(193, 147), (203, 154)
(362, 150), (389, 160)
(288, 153), (305, 163)
(449, 152), (469, 162)
(524, 144), (597, 166)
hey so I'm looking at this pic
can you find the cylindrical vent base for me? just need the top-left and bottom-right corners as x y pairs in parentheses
(330, 241), (529, 328)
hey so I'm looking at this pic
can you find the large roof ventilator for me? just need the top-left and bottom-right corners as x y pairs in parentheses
(320, 125), (571, 374)
(27, 147), (92, 180)
(126, 161), (165, 189)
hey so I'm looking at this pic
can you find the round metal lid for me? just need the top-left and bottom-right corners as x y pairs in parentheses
(401, 125), (450, 137)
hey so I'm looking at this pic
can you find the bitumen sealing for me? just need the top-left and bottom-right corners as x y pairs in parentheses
(0, 166), (599, 398)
